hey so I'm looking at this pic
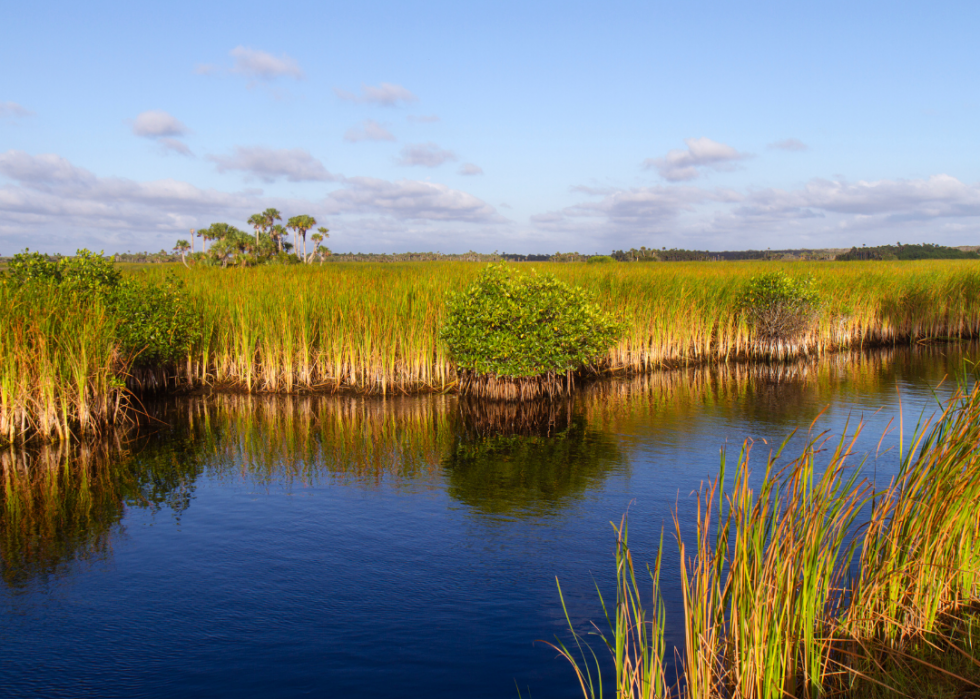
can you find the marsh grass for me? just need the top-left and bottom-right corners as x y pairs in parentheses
(152, 261), (980, 396)
(553, 376), (980, 699)
(0, 283), (129, 444)
(6, 259), (980, 443)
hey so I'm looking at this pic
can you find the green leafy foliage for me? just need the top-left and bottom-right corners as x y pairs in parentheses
(2, 249), (200, 368)
(108, 274), (202, 366)
(440, 263), (624, 378)
(586, 255), (615, 264)
(739, 270), (821, 341)
(4, 249), (122, 291)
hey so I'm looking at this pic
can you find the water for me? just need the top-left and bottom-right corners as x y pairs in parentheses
(0, 345), (975, 698)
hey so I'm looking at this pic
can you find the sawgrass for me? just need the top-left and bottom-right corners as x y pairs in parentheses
(553, 375), (980, 699)
(5, 259), (980, 442)
(153, 260), (980, 394)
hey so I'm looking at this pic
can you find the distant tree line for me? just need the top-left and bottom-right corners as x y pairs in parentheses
(8, 241), (978, 268)
(835, 243), (979, 261)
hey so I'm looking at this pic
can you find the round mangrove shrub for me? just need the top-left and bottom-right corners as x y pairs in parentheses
(440, 264), (624, 398)
(739, 270), (821, 342)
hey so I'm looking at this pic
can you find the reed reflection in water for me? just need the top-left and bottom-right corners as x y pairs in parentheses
(1, 342), (973, 595)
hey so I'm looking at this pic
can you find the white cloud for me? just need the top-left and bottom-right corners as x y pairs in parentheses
(397, 142), (457, 167)
(533, 173), (980, 250)
(768, 138), (808, 152)
(407, 114), (440, 123)
(0, 150), (308, 251)
(132, 110), (189, 138)
(344, 119), (396, 143)
(324, 177), (501, 223)
(131, 110), (192, 156)
(743, 175), (980, 219)
(158, 138), (193, 156)
(458, 163), (483, 176)
(208, 147), (339, 182)
(643, 137), (750, 181)
(334, 82), (418, 106)
(229, 46), (304, 80)
(0, 151), (507, 254)
(0, 101), (34, 118)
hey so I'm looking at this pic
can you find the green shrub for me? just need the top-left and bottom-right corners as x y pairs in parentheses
(587, 255), (616, 264)
(108, 273), (201, 366)
(440, 263), (624, 380)
(4, 249), (121, 291)
(739, 270), (821, 342)
(3, 249), (199, 368)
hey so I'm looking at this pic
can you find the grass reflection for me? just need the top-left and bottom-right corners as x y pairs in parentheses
(444, 400), (625, 516)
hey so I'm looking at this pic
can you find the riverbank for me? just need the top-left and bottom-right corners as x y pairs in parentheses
(4, 260), (980, 442)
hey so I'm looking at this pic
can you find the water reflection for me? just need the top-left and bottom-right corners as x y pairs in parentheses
(0, 434), (201, 589)
(444, 399), (624, 515)
(1, 343), (974, 591)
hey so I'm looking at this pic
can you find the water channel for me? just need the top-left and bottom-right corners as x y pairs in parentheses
(1, 344), (976, 698)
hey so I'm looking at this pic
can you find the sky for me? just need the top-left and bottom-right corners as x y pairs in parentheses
(2, 0), (979, 255)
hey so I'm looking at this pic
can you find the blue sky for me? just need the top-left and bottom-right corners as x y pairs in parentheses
(2, 0), (978, 255)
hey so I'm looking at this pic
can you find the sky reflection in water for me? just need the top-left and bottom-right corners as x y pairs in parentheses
(0, 344), (975, 698)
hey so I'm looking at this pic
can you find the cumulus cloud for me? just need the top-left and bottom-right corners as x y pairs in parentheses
(0, 150), (310, 252)
(458, 163), (483, 176)
(742, 175), (980, 219)
(334, 82), (418, 106)
(158, 138), (193, 157)
(230, 46), (304, 80)
(643, 137), (750, 181)
(131, 110), (192, 156)
(407, 114), (440, 123)
(768, 138), (809, 152)
(534, 185), (737, 233)
(0, 102), (34, 118)
(324, 177), (501, 223)
(397, 142), (457, 167)
(532, 173), (980, 249)
(208, 147), (339, 182)
(344, 119), (396, 143)
(0, 150), (506, 253)
(132, 110), (189, 138)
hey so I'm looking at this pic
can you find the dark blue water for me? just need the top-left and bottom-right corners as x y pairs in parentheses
(0, 345), (974, 698)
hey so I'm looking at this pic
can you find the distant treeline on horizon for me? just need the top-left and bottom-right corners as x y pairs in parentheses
(2, 242), (978, 265)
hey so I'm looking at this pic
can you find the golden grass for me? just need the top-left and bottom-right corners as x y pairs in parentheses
(555, 375), (980, 699)
(5, 259), (980, 442)
(153, 260), (980, 394)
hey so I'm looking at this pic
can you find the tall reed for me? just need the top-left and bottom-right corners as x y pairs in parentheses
(0, 283), (128, 444)
(142, 260), (980, 396)
(554, 376), (980, 699)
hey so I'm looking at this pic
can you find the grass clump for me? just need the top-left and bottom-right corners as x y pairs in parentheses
(440, 263), (624, 400)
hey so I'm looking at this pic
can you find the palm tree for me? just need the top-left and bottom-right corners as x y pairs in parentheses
(287, 215), (317, 263)
(262, 208), (283, 252)
(173, 239), (191, 268)
(311, 226), (330, 265)
(271, 224), (289, 254)
(247, 213), (265, 248)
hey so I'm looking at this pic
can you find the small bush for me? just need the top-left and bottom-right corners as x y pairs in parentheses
(440, 264), (623, 398)
(739, 271), (820, 343)
(108, 273), (201, 366)
(586, 255), (616, 264)
(3, 249), (199, 368)
(4, 249), (121, 291)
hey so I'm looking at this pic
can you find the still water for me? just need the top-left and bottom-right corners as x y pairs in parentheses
(1, 345), (975, 698)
